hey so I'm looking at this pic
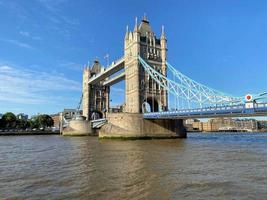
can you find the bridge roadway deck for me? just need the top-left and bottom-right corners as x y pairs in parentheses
(88, 57), (125, 85)
(143, 103), (267, 119)
(103, 72), (125, 86)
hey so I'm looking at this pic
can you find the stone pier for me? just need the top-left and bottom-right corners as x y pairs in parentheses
(62, 120), (94, 136)
(99, 113), (187, 139)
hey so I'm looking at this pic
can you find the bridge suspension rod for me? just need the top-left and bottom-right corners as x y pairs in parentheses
(138, 56), (243, 108)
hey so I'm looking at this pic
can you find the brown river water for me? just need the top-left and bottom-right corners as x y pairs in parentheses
(0, 133), (267, 200)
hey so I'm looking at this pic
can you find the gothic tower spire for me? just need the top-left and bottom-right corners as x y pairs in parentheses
(125, 25), (129, 40)
(161, 25), (166, 39)
(134, 17), (138, 32)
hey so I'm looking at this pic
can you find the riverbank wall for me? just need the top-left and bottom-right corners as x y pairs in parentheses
(0, 131), (60, 136)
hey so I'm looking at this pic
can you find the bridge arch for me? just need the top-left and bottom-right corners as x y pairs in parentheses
(146, 97), (159, 112)
(90, 110), (104, 120)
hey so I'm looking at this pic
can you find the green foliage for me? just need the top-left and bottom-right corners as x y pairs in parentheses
(2, 112), (16, 122)
(35, 114), (54, 128)
(2, 112), (17, 128)
(0, 112), (54, 130)
(16, 119), (30, 129)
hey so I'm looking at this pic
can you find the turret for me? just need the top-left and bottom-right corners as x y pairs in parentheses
(124, 25), (129, 41)
(161, 25), (166, 40)
(160, 25), (167, 62)
(134, 17), (138, 32)
(142, 13), (148, 23)
(133, 17), (140, 42)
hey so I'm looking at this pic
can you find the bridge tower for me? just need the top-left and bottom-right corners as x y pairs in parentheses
(82, 60), (109, 120)
(79, 15), (187, 139)
(124, 15), (168, 113)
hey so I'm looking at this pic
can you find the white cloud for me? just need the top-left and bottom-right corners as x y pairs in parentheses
(0, 39), (33, 49)
(19, 31), (30, 37)
(59, 61), (83, 71)
(0, 66), (12, 72)
(0, 65), (81, 105)
(36, 0), (80, 27)
(36, 0), (68, 12)
(19, 31), (42, 41)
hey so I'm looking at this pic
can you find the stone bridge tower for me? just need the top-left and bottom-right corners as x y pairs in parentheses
(82, 60), (109, 120)
(124, 15), (168, 113)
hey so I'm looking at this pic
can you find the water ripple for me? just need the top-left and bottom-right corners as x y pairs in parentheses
(1, 133), (267, 199)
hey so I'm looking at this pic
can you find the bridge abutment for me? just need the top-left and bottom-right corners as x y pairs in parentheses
(62, 120), (95, 136)
(99, 113), (187, 139)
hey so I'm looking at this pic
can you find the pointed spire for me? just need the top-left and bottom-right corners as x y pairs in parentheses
(125, 25), (129, 40)
(142, 13), (149, 22)
(161, 25), (166, 39)
(134, 17), (138, 32)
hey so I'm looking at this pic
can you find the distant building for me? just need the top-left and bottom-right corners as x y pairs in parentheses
(189, 118), (259, 132)
(17, 113), (28, 120)
(61, 108), (82, 120)
(50, 114), (60, 129)
(185, 119), (200, 131)
(0, 113), (3, 119)
(109, 104), (124, 113)
(185, 119), (200, 125)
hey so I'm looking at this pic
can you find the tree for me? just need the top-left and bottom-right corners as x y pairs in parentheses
(2, 112), (17, 129)
(16, 119), (30, 130)
(35, 114), (54, 128)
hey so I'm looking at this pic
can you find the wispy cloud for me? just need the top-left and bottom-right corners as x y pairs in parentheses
(59, 61), (83, 71)
(36, 0), (80, 27)
(19, 31), (42, 41)
(36, 0), (68, 12)
(19, 31), (30, 37)
(0, 39), (33, 49)
(0, 64), (81, 105)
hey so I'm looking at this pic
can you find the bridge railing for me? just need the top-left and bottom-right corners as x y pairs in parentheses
(143, 102), (267, 119)
(91, 118), (107, 129)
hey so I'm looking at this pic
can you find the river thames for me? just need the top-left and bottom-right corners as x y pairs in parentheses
(1, 133), (267, 200)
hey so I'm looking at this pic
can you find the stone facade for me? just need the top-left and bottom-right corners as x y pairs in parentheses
(99, 113), (186, 139)
(83, 15), (169, 116)
(81, 15), (187, 139)
(82, 60), (110, 120)
(82, 67), (90, 119)
(191, 118), (259, 132)
(124, 16), (168, 113)
(62, 120), (93, 136)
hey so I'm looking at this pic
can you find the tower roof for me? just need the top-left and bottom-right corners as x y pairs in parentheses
(138, 14), (153, 36)
(91, 59), (102, 75)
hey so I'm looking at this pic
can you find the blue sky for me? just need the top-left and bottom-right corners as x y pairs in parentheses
(0, 0), (267, 116)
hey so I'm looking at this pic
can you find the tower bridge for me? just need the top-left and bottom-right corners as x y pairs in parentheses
(63, 15), (267, 138)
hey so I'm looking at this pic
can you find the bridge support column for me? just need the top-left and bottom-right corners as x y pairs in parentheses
(99, 113), (187, 139)
(62, 120), (95, 136)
